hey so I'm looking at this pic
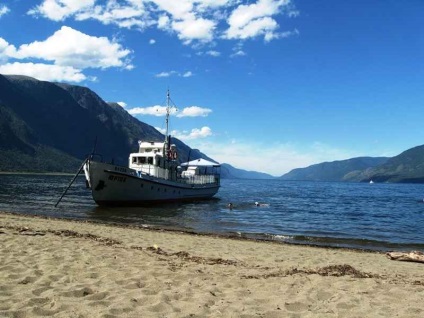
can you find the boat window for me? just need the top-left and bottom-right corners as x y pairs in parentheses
(132, 157), (137, 163)
(148, 157), (153, 164)
(140, 157), (147, 164)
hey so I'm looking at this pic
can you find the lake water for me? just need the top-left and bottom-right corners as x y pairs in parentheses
(1, 174), (423, 252)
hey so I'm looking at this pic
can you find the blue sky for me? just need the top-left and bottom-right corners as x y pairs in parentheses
(0, 0), (423, 176)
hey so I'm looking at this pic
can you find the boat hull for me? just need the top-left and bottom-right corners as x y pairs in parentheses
(86, 160), (220, 206)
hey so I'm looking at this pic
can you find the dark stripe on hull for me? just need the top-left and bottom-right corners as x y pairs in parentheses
(95, 196), (220, 207)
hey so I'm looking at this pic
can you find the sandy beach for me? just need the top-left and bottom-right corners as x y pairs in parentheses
(1, 211), (423, 318)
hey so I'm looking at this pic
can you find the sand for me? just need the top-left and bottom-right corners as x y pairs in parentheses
(1, 211), (423, 318)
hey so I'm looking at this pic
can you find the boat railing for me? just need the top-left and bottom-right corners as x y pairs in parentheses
(178, 174), (219, 185)
(134, 164), (219, 185)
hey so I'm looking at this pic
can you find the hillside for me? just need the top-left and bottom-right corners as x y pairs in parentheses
(280, 157), (389, 182)
(281, 146), (424, 184)
(356, 145), (424, 183)
(221, 163), (274, 179)
(0, 75), (228, 175)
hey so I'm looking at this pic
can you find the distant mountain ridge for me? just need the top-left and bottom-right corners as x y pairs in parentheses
(352, 145), (424, 183)
(221, 163), (274, 179)
(280, 157), (389, 182)
(281, 146), (424, 183)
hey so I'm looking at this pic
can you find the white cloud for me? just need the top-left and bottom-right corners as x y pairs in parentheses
(176, 106), (211, 117)
(182, 71), (193, 77)
(27, 1), (298, 45)
(76, 1), (152, 29)
(117, 101), (127, 108)
(149, 39), (156, 44)
(155, 71), (177, 78)
(128, 105), (211, 118)
(157, 14), (171, 30)
(128, 105), (170, 117)
(0, 62), (88, 82)
(154, 126), (213, 141)
(0, 4), (10, 17)
(0, 26), (132, 82)
(206, 50), (221, 57)
(224, 0), (293, 41)
(155, 70), (193, 78)
(28, 0), (96, 21)
(230, 50), (246, 57)
(170, 126), (213, 141)
(13, 26), (132, 69)
(0, 38), (17, 60)
(172, 16), (216, 44)
(230, 42), (246, 57)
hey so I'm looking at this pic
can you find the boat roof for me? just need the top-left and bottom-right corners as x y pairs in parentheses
(181, 158), (220, 167)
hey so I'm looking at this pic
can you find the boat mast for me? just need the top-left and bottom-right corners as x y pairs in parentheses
(164, 89), (171, 156)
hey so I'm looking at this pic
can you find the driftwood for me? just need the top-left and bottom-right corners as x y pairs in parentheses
(386, 251), (424, 263)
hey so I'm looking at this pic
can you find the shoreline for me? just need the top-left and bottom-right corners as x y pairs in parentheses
(1, 211), (423, 317)
(0, 211), (387, 254)
(1, 211), (421, 253)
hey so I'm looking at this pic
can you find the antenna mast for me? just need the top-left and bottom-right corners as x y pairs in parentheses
(163, 89), (171, 156)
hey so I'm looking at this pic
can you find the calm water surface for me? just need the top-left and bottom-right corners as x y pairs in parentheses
(1, 174), (423, 252)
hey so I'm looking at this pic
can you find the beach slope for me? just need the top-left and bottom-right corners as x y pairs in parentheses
(1, 212), (423, 317)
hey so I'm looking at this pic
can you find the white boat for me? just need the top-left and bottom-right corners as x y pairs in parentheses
(82, 91), (221, 206)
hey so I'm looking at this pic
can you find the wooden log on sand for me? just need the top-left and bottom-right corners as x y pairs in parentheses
(386, 251), (424, 263)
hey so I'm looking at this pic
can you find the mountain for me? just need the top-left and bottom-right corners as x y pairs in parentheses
(355, 145), (424, 183)
(0, 74), (265, 179)
(281, 145), (424, 183)
(220, 163), (274, 179)
(280, 157), (389, 182)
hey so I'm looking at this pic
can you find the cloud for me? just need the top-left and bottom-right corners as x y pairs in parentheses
(206, 50), (221, 57)
(155, 71), (178, 78)
(14, 26), (132, 69)
(117, 102), (127, 108)
(0, 4), (10, 17)
(0, 26), (132, 82)
(170, 126), (213, 141)
(155, 126), (213, 141)
(0, 62), (88, 82)
(155, 70), (194, 78)
(0, 38), (16, 60)
(28, 0), (96, 21)
(75, 1), (152, 30)
(176, 106), (211, 117)
(28, 1), (298, 45)
(149, 39), (156, 44)
(230, 42), (246, 57)
(230, 50), (246, 58)
(128, 105), (171, 117)
(171, 16), (216, 44)
(224, 0), (294, 41)
(128, 105), (211, 118)
(182, 71), (193, 77)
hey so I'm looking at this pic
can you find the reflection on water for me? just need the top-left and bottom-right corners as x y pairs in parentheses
(1, 174), (424, 251)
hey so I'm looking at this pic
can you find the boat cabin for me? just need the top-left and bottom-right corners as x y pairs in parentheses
(128, 141), (179, 179)
(128, 140), (220, 185)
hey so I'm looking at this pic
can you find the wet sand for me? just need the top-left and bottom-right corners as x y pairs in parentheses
(1, 211), (423, 317)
